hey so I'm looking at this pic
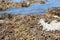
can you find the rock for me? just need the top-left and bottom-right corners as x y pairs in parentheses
(40, 1), (45, 4)
(0, 13), (60, 40)
(21, 1), (30, 7)
(0, 20), (5, 23)
(0, 1), (30, 11)
(46, 7), (60, 16)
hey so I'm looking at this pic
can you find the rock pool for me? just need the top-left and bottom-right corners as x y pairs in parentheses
(0, 0), (60, 15)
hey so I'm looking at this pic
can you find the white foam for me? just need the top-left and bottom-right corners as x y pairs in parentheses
(0, 20), (5, 23)
(39, 18), (60, 31)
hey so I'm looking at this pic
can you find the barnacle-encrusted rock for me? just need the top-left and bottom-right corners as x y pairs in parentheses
(0, 13), (60, 40)
(46, 7), (60, 16)
(0, 1), (31, 11)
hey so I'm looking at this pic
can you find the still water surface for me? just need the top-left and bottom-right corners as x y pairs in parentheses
(0, 0), (60, 15)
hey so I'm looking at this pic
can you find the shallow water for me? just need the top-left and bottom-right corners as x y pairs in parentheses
(0, 0), (60, 15)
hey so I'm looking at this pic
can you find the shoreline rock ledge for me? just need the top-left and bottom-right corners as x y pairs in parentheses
(0, 7), (60, 40)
